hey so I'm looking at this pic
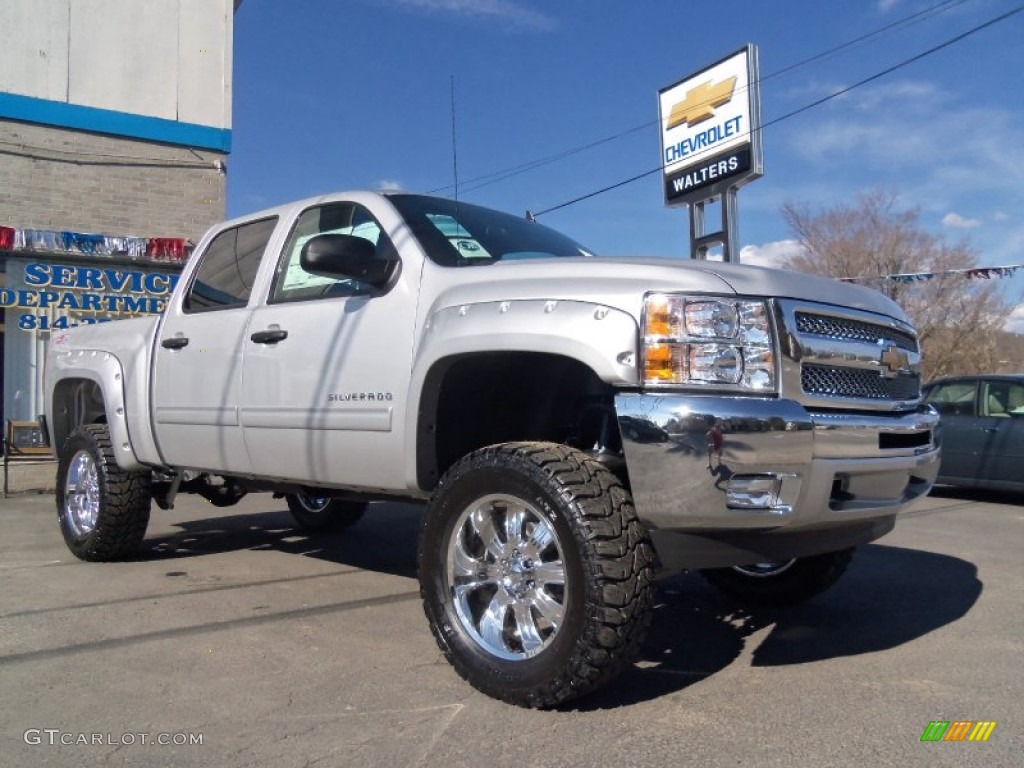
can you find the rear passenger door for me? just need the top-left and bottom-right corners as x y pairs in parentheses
(151, 217), (278, 473)
(977, 379), (1024, 486)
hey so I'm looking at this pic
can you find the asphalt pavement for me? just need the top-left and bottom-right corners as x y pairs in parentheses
(1, 486), (1020, 767)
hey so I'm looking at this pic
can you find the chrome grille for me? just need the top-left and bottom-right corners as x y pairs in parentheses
(778, 300), (922, 410)
(796, 312), (918, 352)
(802, 364), (920, 401)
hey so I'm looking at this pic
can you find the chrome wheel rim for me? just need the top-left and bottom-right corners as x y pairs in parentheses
(732, 559), (796, 578)
(65, 450), (100, 536)
(446, 494), (567, 661)
(296, 493), (330, 514)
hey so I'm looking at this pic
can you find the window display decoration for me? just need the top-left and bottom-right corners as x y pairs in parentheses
(841, 264), (1023, 285)
(0, 224), (191, 262)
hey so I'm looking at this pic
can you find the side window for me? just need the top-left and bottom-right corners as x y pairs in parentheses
(184, 217), (277, 312)
(981, 380), (1024, 418)
(924, 380), (977, 416)
(1007, 382), (1024, 416)
(270, 202), (393, 303)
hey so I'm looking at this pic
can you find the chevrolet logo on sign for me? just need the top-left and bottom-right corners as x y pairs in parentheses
(880, 344), (912, 378)
(667, 76), (737, 129)
(658, 45), (762, 206)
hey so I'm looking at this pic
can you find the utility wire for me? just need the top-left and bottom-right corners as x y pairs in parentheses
(426, 121), (650, 195)
(763, 3), (1023, 129)
(0, 139), (221, 169)
(0, 146), (219, 170)
(427, 0), (975, 197)
(761, 0), (972, 83)
(533, 3), (1024, 217)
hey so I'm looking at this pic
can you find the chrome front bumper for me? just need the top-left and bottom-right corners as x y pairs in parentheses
(616, 393), (941, 568)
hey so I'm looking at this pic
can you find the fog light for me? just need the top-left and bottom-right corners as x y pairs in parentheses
(727, 475), (783, 509)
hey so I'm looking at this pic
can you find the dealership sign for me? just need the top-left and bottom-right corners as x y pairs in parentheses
(0, 261), (179, 332)
(659, 45), (763, 206)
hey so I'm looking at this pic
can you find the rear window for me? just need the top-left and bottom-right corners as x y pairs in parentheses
(184, 217), (277, 312)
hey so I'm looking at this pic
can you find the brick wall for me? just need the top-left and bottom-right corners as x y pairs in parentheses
(0, 120), (227, 242)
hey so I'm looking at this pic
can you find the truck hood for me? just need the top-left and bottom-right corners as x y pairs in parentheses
(427, 256), (908, 323)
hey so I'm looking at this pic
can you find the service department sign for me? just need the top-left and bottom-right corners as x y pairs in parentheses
(0, 261), (179, 332)
(659, 45), (763, 206)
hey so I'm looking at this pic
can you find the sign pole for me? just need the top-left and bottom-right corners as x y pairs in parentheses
(688, 188), (741, 261)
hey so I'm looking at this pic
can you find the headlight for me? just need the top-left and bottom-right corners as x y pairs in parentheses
(642, 294), (776, 391)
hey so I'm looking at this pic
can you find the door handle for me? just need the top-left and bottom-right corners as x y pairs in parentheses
(161, 336), (189, 349)
(250, 329), (288, 344)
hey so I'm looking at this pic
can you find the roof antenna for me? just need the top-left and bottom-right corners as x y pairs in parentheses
(450, 75), (459, 202)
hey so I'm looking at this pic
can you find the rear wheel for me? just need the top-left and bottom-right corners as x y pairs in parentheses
(56, 424), (151, 561)
(285, 492), (366, 531)
(700, 548), (855, 607)
(419, 442), (654, 708)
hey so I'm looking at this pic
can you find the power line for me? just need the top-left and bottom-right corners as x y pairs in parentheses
(533, 3), (1024, 217)
(426, 0), (975, 197)
(427, 121), (650, 196)
(761, 0), (972, 83)
(763, 3), (1023, 129)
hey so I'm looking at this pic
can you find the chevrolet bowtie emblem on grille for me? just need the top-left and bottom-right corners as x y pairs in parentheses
(667, 76), (738, 129)
(879, 343), (911, 378)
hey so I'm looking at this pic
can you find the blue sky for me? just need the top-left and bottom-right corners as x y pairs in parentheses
(228, 0), (1023, 281)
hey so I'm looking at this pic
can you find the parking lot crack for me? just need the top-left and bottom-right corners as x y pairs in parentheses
(0, 590), (420, 665)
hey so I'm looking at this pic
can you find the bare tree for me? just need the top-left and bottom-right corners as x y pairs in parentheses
(780, 190), (1007, 380)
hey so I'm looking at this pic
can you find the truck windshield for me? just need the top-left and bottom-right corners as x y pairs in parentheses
(387, 194), (594, 267)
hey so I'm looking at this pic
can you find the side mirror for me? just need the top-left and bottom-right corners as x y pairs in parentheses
(300, 234), (396, 286)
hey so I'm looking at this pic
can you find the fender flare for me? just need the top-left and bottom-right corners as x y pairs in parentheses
(47, 349), (144, 471)
(403, 299), (640, 489)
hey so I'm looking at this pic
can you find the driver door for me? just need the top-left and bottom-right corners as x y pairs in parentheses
(239, 200), (420, 489)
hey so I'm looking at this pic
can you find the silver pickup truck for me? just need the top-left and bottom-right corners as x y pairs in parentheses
(44, 191), (940, 707)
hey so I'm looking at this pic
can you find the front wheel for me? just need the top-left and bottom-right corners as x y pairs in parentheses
(418, 442), (654, 708)
(700, 548), (855, 607)
(56, 424), (151, 561)
(285, 492), (366, 531)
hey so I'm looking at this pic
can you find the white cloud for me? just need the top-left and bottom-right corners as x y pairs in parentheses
(784, 78), (1024, 216)
(1003, 304), (1024, 334)
(994, 211), (1010, 222)
(942, 212), (981, 229)
(740, 239), (805, 268)
(375, 179), (405, 192)
(877, 0), (903, 11)
(389, 0), (555, 30)
(784, 83), (948, 170)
